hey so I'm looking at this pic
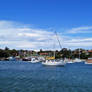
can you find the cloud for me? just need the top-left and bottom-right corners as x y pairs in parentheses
(68, 26), (92, 34)
(0, 20), (56, 50)
(64, 38), (92, 48)
(0, 20), (92, 50)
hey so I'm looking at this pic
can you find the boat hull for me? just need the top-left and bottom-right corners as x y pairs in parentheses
(28, 60), (39, 63)
(67, 61), (74, 63)
(85, 62), (92, 64)
(42, 61), (65, 66)
(85, 58), (92, 64)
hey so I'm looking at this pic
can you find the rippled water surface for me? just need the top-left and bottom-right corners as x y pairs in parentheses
(0, 61), (92, 92)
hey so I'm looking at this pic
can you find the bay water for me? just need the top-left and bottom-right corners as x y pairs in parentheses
(0, 61), (92, 92)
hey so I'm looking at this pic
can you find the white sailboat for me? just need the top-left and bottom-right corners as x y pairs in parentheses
(42, 31), (66, 66)
(67, 48), (74, 63)
(66, 59), (74, 63)
(73, 48), (82, 62)
(42, 59), (65, 66)
(73, 58), (82, 62)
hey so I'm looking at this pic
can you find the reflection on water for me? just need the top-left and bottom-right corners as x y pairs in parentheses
(0, 61), (92, 92)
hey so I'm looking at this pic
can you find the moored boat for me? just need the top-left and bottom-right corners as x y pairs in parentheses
(28, 58), (40, 63)
(85, 58), (92, 64)
(42, 30), (66, 66)
(22, 57), (39, 63)
(67, 60), (74, 63)
(8, 57), (16, 61)
(42, 59), (65, 66)
(64, 58), (74, 63)
(73, 58), (82, 63)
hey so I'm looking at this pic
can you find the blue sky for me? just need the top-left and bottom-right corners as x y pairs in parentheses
(0, 0), (92, 50)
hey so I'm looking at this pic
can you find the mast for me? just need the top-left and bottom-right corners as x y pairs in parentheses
(54, 50), (55, 59)
(54, 31), (62, 50)
(79, 48), (80, 59)
(54, 30), (63, 59)
(53, 37), (56, 59)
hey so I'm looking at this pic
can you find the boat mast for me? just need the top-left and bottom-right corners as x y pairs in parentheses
(54, 31), (62, 50)
(54, 30), (63, 60)
(53, 41), (55, 59)
(79, 48), (80, 59)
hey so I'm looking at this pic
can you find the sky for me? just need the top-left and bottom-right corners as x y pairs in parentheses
(0, 0), (92, 50)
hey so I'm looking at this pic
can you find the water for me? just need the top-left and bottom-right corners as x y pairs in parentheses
(0, 61), (92, 92)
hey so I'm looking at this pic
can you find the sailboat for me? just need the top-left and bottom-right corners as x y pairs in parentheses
(42, 59), (65, 66)
(42, 31), (66, 66)
(42, 49), (65, 66)
(66, 59), (74, 63)
(65, 48), (74, 63)
(73, 48), (82, 62)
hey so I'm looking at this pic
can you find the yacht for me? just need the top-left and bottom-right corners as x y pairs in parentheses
(42, 31), (65, 66)
(73, 58), (82, 62)
(42, 59), (65, 66)
(73, 49), (82, 63)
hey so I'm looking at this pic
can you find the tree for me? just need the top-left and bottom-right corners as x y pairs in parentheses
(5, 47), (9, 51)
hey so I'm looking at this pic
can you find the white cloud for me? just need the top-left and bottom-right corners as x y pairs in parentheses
(68, 26), (92, 34)
(0, 20), (92, 50)
(64, 38), (92, 47)
(0, 20), (56, 50)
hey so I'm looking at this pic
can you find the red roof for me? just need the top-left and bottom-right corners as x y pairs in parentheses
(88, 50), (92, 52)
(40, 53), (48, 55)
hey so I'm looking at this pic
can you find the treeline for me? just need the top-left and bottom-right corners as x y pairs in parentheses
(0, 47), (18, 58)
(39, 48), (90, 59)
(0, 47), (92, 59)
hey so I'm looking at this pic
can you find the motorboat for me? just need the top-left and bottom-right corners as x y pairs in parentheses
(28, 58), (40, 63)
(8, 57), (16, 61)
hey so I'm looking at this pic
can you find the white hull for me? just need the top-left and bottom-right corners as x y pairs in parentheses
(28, 60), (39, 63)
(85, 62), (92, 64)
(73, 58), (82, 62)
(67, 61), (74, 63)
(28, 58), (40, 63)
(85, 58), (92, 64)
(42, 60), (65, 66)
